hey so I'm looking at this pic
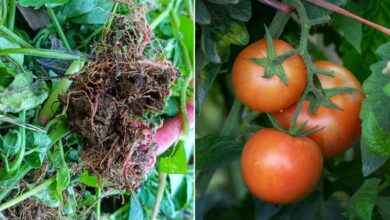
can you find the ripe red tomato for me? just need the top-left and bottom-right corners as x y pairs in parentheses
(232, 39), (306, 112)
(241, 128), (323, 204)
(273, 61), (364, 158)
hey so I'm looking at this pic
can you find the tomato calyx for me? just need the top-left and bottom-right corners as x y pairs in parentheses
(307, 86), (361, 114)
(246, 26), (289, 86)
(267, 113), (323, 137)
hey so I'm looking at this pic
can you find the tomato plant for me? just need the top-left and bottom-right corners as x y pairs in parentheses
(273, 60), (364, 158)
(196, 0), (390, 219)
(232, 38), (306, 112)
(241, 128), (323, 204)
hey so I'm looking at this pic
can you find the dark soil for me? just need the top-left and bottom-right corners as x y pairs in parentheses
(3, 199), (58, 220)
(61, 5), (178, 191)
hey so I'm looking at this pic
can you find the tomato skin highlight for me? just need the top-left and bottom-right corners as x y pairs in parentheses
(273, 61), (364, 158)
(232, 39), (306, 113)
(241, 128), (323, 204)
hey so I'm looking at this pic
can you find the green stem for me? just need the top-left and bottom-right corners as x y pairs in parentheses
(169, 10), (193, 72)
(95, 187), (101, 220)
(7, 110), (26, 173)
(1, 0), (8, 26)
(0, 25), (33, 48)
(169, 8), (194, 136)
(0, 48), (86, 60)
(184, 0), (194, 18)
(58, 140), (66, 166)
(150, 1), (174, 30)
(0, 176), (55, 211)
(38, 61), (84, 125)
(180, 73), (192, 135)
(75, 26), (103, 50)
(102, 2), (119, 39)
(7, 0), (15, 31)
(46, 7), (71, 50)
(151, 173), (167, 220)
(109, 203), (129, 219)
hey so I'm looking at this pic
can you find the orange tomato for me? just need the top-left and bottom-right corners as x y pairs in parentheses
(232, 39), (306, 112)
(273, 61), (364, 158)
(241, 128), (323, 204)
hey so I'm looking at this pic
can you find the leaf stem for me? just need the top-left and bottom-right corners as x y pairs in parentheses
(7, 110), (26, 173)
(1, 0), (7, 25)
(305, 0), (390, 35)
(150, 1), (174, 30)
(0, 48), (87, 60)
(75, 26), (103, 50)
(38, 61), (84, 125)
(0, 176), (56, 211)
(102, 2), (119, 39)
(7, 0), (15, 31)
(46, 7), (71, 50)
(0, 25), (33, 48)
(169, 8), (194, 136)
(95, 186), (101, 220)
(151, 172), (167, 220)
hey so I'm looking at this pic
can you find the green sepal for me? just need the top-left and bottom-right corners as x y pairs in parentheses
(245, 26), (289, 86)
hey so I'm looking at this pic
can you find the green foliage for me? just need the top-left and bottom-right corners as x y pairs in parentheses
(196, 0), (390, 219)
(158, 141), (188, 174)
(195, 135), (242, 170)
(0, 37), (24, 66)
(0, 72), (48, 113)
(348, 178), (381, 220)
(18, 0), (69, 9)
(338, 0), (390, 82)
(360, 42), (390, 173)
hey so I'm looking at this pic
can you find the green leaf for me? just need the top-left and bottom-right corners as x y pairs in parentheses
(18, 0), (69, 9)
(62, 187), (78, 217)
(71, 0), (114, 24)
(56, 165), (70, 203)
(179, 15), (195, 66)
(163, 97), (179, 117)
(195, 0), (210, 25)
(0, 37), (24, 67)
(0, 72), (48, 113)
(361, 111), (390, 157)
(201, 27), (221, 63)
(384, 82), (390, 97)
(376, 196), (390, 220)
(195, 135), (243, 170)
(217, 21), (249, 46)
(34, 181), (61, 208)
(340, 1), (390, 82)
(348, 178), (381, 220)
(58, 0), (97, 19)
(80, 170), (99, 187)
(332, 2), (362, 53)
(24, 131), (51, 168)
(302, 0), (347, 20)
(360, 143), (387, 177)
(158, 141), (187, 174)
(0, 62), (15, 90)
(225, 0), (252, 22)
(129, 196), (144, 220)
(0, 129), (21, 156)
(195, 49), (221, 110)
(360, 44), (390, 172)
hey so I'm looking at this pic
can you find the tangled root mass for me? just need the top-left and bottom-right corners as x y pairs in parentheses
(62, 4), (178, 191)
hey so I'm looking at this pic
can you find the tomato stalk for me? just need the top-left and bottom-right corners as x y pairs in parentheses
(259, 0), (390, 36)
